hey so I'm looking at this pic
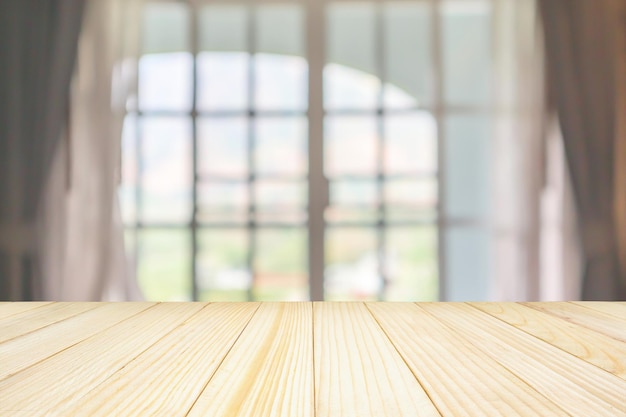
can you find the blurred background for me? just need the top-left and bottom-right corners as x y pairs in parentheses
(1, 0), (625, 302)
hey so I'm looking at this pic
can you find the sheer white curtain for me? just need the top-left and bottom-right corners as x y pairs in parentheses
(490, 0), (581, 301)
(539, 115), (582, 300)
(39, 0), (143, 300)
(490, 0), (542, 301)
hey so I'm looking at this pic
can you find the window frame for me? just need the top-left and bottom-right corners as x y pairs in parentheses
(126, 0), (496, 301)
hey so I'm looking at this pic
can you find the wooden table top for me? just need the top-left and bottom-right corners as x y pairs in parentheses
(0, 302), (625, 416)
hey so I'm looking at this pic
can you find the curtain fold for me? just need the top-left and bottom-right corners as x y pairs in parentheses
(540, 0), (626, 300)
(39, 0), (144, 300)
(0, 1), (84, 300)
(615, 1), (626, 298)
(491, 0), (549, 301)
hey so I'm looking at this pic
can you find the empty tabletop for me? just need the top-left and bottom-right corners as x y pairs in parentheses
(0, 302), (625, 416)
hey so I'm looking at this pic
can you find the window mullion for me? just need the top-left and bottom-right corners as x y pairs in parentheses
(133, 6), (145, 301)
(247, 5), (257, 302)
(190, 2), (200, 302)
(375, 2), (387, 302)
(307, 0), (326, 302)
(432, 0), (446, 301)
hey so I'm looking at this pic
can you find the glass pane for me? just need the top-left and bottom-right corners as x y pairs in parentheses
(385, 207), (436, 223)
(384, 179), (436, 207)
(198, 117), (248, 178)
(325, 207), (378, 224)
(330, 180), (377, 207)
(197, 229), (250, 301)
(256, 180), (306, 209)
(442, 0), (492, 105)
(199, 5), (247, 52)
(325, 228), (380, 300)
(198, 213), (249, 224)
(326, 3), (379, 110)
(140, 4), (191, 111)
(385, 113), (437, 175)
(198, 182), (248, 224)
(198, 53), (249, 111)
(119, 115), (137, 225)
(255, 180), (307, 225)
(256, 117), (307, 177)
(139, 53), (193, 112)
(384, 227), (438, 301)
(141, 117), (192, 223)
(257, 5), (304, 56)
(384, 2), (432, 108)
(198, 6), (249, 111)
(253, 228), (308, 301)
(325, 65), (380, 112)
(444, 115), (491, 219)
(138, 229), (190, 301)
(143, 3), (189, 54)
(256, 211), (307, 225)
(325, 116), (378, 177)
(256, 5), (307, 111)
(445, 225), (490, 301)
(255, 180), (308, 224)
(256, 55), (308, 112)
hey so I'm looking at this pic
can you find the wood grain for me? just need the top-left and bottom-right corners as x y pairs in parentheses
(314, 302), (440, 417)
(525, 301), (626, 342)
(62, 303), (259, 416)
(1, 302), (625, 416)
(187, 302), (314, 417)
(0, 303), (204, 414)
(0, 302), (98, 344)
(472, 302), (626, 380)
(367, 302), (569, 416)
(572, 301), (626, 319)
(421, 303), (626, 416)
(0, 302), (155, 381)
(0, 302), (52, 320)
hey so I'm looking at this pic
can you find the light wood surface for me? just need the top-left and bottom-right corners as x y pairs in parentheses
(0, 302), (624, 416)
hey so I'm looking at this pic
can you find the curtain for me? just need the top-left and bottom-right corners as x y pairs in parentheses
(615, 1), (626, 300)
(0, 1), (84, 300)
(540, 0), (626, 300)
(38, 0), (144, 300)
(490, 0), (549, 301)
(491, 0), (584, 301)
(539, 114), (583, 300)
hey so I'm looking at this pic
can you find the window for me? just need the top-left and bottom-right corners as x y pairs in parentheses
(120, 0), (493, 301)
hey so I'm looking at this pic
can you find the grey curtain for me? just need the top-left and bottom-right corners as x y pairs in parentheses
(540, 0), (626, 300)
(0, 1), (84, 300)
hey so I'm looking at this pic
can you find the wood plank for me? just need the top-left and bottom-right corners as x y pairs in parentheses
(0, 302), (204, 414)
(472, 302), (626, 380)
(187, 302), (314, 417)
(420, 303), (626, 416)
(0, 302), (155, 381)
(367, 303), (569, 416)
(313, 302), (440, 417)
(0, 302), (99, 343)
(0, 302), (53, 320)
(60, 303), (258, 416)
(572, 301), (626, 320)
(0, 301), (623, 416)
(524, 302), (626, 342)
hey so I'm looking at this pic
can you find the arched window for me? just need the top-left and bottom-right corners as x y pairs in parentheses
(120, 0), (493, 301)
